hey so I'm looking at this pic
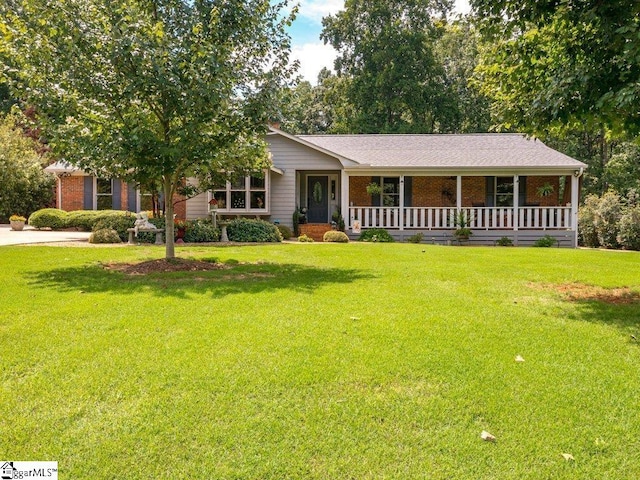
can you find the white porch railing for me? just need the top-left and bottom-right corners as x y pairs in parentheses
(349, 206), (573, 230)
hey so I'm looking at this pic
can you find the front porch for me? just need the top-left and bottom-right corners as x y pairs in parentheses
(341, 173), (581, 246)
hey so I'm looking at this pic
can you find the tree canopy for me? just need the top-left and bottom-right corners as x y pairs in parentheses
(472, 0), (640, 137)
(0, 0), (296, 258)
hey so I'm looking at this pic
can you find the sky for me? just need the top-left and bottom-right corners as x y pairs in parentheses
(287, 0), (471, 84)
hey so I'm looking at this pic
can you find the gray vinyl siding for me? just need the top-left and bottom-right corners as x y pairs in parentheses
(186, 178), (209, 219)
(185, 135), (344, 224)
(267, 134), (343, 228)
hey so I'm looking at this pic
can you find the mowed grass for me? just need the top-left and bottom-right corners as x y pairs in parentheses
(1, 243), (640, 479)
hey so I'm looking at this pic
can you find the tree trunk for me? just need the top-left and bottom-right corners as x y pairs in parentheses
(163, 176), (175, 259)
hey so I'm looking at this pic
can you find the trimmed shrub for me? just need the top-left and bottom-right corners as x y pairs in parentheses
(406, 232), (424, 244)
(66, 210), (130, 231)
(358, 228), (394, 243)
(226, 218), (282, 242)
(89, 228), (122, 244)
(534, 235), (557, 247)
(618, 205), (640, 250)
(277, 224), (293, 239)
(93, 213), (136, 242)
(323, 230), (349, 243)
(28, 208), (68, 229)
(595, 191), (622, 248)
(496, 236), (514, 247)
(578, 194), (600, 247)
(183, 219), (220, 243)
(298, 234), (314, 242)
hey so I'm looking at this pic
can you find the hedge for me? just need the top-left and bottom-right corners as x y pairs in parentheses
(226, 218), (282, 242)
(28, 208), (67, 230)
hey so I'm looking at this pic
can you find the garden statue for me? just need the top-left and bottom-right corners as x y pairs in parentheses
(134, 211), (156, 236)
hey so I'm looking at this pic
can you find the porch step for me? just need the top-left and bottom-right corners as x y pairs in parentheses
(299, 223), (332, 242)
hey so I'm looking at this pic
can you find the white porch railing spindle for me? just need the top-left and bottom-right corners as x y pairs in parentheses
(348, 206), (572, 231)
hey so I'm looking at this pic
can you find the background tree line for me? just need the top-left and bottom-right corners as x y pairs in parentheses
(278, 0), (640, 201)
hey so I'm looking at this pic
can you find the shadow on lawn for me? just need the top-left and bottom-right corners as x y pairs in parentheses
(25, 261), (374, 299)
(567, 298), (640, 340)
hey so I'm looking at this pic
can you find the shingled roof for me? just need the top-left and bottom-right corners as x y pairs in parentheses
(297, 133), (586, 169)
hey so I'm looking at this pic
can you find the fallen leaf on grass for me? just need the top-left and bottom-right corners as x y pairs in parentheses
(561, 453), (574, 461)
(515, 355), (525, 362)
(480, 430), (496, 442)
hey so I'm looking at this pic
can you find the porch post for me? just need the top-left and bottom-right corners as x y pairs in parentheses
(456, 175), (462, 211)
(399, 175), (405, 231)
(341, 170), (350, 230)
(571, 173), (579, 247)
(513, 175), (519, 231)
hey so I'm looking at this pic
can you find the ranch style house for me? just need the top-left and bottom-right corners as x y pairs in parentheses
(46, 126), (587, 246)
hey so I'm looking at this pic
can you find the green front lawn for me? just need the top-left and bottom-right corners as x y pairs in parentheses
(1, 243), (640, 479)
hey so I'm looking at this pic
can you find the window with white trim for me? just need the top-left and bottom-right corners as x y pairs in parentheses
(96, 178), (113, 210)
(210, 173), (268, 212)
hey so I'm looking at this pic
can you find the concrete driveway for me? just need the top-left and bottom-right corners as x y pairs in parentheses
(0, 224), (91, 246)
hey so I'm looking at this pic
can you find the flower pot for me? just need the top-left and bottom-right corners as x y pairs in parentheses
(10, 220), (25, 231)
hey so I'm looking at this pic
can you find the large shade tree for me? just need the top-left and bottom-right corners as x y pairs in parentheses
(0, 0), (296, 258)
(321, 0), (456, 133)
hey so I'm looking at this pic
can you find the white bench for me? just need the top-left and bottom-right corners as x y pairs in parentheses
(127, 228), (164, 245)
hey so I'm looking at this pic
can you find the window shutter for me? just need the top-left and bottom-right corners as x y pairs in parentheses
(372, 176), (381, 207)
(128, 183), (137, 212)
(83, 176), (94, 210)
(112, 179), (122, 210)
(403, 176), (412, 207)
(518, 176), (527, 206)
(485, 176), (495, 207)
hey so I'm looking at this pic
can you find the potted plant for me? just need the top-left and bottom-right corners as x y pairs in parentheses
(366, 182), (383, 196)
(174, 219), (187, 239)
(453, 210), (473, 241)
(536, 182), (555, 198)
(9, 214), (26, 231)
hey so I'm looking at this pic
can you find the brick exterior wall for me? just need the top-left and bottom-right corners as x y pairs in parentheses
(173, 195), (187, 220)
(56, 175), (187, 218)
(461, 177), (486, 207)
(525, 176), (560, 206)
(349, 176), (373, 206)
(60, 176), (85, 211)
(121, 183), (130, 211)
(348, 175), (567, 208)
(412, 176), (458, 207)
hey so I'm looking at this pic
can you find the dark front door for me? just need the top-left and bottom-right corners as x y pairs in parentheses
(307, 176), (329, 223)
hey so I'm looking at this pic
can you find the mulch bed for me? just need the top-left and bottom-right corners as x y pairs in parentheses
(103, 258), (228, 275)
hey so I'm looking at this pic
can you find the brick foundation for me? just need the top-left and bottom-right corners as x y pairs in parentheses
(299, 223), (333, 242)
